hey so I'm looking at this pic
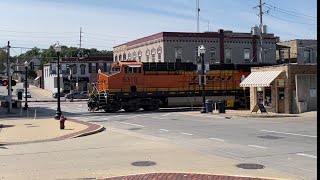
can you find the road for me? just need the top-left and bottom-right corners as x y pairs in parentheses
(0, 85), (317, 179)
(21, 101), (317, 180)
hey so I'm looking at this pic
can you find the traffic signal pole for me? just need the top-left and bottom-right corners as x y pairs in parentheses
(7, 41), (12, 113)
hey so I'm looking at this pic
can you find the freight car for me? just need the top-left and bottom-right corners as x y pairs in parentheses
(88, 61), (263, 112)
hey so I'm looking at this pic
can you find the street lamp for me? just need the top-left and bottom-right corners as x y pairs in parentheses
(23, 61), (29, 110)
(54, 42), (62, 120)
(198, 45), (206, 113)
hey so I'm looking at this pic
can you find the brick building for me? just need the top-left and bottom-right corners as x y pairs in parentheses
(240, 64), (317, 114)
(276, 39), (317, 64)
(113, 29), (279, 65)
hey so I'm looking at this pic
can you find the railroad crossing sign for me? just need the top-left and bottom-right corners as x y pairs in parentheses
(2, 63), (15, 75)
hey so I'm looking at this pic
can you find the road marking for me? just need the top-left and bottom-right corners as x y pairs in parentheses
(161, 113), (174, 117)
(181, 132), (193, 136)
(248, 145), (268, 149)
(296, 153), (317, 159)
(116, 121), (145, 127)
(260, 130), (317, 138)
(209, 138), (225, 142)
(159, 129), (169, 132)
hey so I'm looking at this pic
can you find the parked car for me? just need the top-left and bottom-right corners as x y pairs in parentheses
(52, 90), (70, 98)
(80, 91), (89, 98)
(65, 92), (88, 99)
(23, 92), (31, 98)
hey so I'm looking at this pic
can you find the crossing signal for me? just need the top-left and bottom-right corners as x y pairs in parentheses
(0, 80), (16, 86)
(1, 80), (8, 86)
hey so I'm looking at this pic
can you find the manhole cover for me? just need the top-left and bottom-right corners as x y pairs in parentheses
(131, 161), (156, 166)
(128, 128), (141, 131)
(258, 135), (284, 139)
(236, 163), (265, 169)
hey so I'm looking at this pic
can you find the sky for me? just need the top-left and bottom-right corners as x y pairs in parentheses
(0, 0), (317, 55)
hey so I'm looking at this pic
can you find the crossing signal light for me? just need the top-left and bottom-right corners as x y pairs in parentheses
(11, 80), (16, 86)
(1, 80), (8, 86)
(0, 80), (16, 86)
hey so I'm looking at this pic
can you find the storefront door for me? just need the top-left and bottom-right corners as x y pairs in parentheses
(277, 87), (285, 113)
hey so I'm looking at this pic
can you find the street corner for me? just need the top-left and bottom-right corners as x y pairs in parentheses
(98, 173), (276, 180)
(0, 117), (105, 145)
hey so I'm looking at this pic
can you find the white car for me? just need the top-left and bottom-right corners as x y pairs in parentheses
(23, 92), (31, 98)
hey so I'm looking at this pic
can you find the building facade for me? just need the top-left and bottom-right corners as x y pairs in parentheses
(113, 29), (279, 65)
(240, 64), (317, 114)
(276, 39), (317, 64)
(43, 57), (113, 93)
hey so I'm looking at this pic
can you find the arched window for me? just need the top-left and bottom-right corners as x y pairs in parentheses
(133, 52), (136, 60)
(138, 50), (142, 62)
(115, 55), (118, 62)
(128, 52), (131, 60)
(123, 53), (126, 60)
(119, 54), (122, 61)
(146, 49), (150, 62)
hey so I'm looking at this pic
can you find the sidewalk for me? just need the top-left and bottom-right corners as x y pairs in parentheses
(181, 109), (316, 118)
(0, 117), (104, 145)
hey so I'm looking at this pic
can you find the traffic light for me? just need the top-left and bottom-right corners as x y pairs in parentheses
(11, 80), (16, 86)
(0, 80), (16, 86)
(1, 80), (8, 86)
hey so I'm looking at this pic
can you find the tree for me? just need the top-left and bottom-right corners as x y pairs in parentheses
(0, 49), (7, 73)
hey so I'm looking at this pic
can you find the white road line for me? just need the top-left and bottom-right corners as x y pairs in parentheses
(116, 121), (145, 127)
(159, 129), (169, 132)
(181, 132), (193, 136)
(248, 145), (268, 149)
(209, 138), (225, 142)
(296, 153), (317, 159)
(161, 113), (174, 117)
(260, 130), (317, 138)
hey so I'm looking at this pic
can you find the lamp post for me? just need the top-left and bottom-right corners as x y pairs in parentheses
(198, 45), (206, 113)
(23, 61), (29, 110)
(54, 42), (62, 120)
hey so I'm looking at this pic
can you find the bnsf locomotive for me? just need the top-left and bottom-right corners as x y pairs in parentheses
(88, 61), (262, 112)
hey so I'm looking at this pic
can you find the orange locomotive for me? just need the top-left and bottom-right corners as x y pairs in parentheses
(88, 61), (253, 112)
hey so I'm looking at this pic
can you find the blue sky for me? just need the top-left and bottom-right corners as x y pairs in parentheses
(0, 0), (317, 54)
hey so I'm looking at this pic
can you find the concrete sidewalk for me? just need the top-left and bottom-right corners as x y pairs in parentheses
(0, 117), (104, 145)
(181, 109), (316, 118)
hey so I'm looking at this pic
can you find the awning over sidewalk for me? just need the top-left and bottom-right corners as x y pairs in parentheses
(240, 70), (284, 87)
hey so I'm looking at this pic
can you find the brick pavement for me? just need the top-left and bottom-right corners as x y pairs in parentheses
(100, 173), (274, 180)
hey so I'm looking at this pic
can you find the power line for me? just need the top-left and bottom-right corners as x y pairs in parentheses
(0, 29), (77, 34)
(266, 13), (317, 25)
(264, 4), (316, 22)
(84, 32), (133, 39)
(264, 3), (317, 19)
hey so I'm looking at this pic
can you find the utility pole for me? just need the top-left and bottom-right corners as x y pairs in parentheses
(258, 0), (264, 63)
(6, 41), (12, 113)
(196, 0), (200, 32)
(76, 27), (83, 92)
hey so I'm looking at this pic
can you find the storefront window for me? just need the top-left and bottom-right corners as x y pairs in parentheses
(264, 87), (271, 106)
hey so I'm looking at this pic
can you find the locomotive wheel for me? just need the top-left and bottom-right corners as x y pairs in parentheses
(142, 105), (159, 111)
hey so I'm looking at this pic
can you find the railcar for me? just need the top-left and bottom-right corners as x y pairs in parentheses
(88, 61), (262, 112)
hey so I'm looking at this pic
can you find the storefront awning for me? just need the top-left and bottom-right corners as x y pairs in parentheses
(127, 64), (142, 68)
(240, 70), (284, 87)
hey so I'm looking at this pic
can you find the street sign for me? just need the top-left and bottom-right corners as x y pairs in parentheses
(2, 63), (15, 75)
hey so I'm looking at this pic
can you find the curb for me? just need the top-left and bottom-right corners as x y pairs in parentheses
(0, 119), (104, 146)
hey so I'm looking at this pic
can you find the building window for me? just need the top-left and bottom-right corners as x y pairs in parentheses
(123, 53), (126, 61)
(303, 50), (311, 63)
(133, 52), (136, 61)
(119, 55), (122, 61)
(244, 48), (250, 62)
(210, 47), (216, 63)
(80, 64), (86, 74)
(225, 48), (232, 63)
(157, 47), (162, 62)
(138, 50), (142, 62)
(195, 47), (198, 59)
(128, 52), (131, 60)
(175, 47), (182, 60)
(99, 63), (104, 72)
(92, 63), (96, 73)
(115, 55), (118, 62)
(280, 50), (285, 61)
(72, 64), (77, 74)
(146, 49), (150, 62)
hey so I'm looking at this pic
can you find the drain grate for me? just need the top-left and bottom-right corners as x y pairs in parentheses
(131, 161), (156, 166)
(128, 128), (141, 131)
(236, 163), (265, 169)
(258, 135), (284, 139)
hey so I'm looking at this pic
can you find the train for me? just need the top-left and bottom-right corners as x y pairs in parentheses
(88, 61), (265, 112)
